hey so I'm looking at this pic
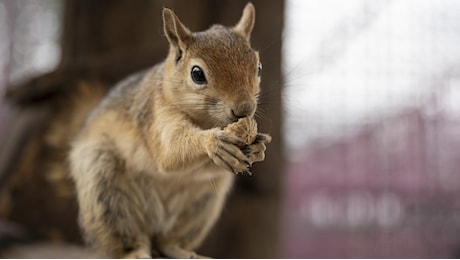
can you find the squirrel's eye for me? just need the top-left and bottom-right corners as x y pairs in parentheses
(191, 66), (207, 85)
(257, 62), (262, 77)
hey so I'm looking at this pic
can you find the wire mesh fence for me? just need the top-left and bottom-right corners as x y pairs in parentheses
(283, 0), (460, 257)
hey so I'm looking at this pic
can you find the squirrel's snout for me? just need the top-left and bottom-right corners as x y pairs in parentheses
(231, 109), (247, 119)
(230, 102), (255, 120)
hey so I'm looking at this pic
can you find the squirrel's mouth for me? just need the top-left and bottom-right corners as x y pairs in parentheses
(217, 117), (236, 128)
(211, 114), (236, 129)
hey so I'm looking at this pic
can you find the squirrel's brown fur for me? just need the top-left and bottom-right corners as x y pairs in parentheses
(69, 3), (271, 258)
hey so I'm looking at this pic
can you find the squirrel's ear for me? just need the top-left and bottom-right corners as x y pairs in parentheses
(163, 8), (193, 56)
(233, 2), (256, 41)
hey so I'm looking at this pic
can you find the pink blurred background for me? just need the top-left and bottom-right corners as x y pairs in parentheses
(283, 0), (460, 258)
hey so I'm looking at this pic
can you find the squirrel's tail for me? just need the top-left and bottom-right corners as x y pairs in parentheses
(0, 79), (110, 251)
(45, 80), (109, 196)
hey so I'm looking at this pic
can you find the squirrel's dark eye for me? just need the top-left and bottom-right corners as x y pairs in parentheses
(191, 66), (207, 85)
(257, 62), (262, 77)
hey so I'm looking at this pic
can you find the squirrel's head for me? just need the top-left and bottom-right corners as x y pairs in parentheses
(162, 3), (261, 128)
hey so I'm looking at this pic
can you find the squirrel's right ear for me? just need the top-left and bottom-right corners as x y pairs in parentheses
(163, 8), (193, 60)
(233, 2), (256, 42)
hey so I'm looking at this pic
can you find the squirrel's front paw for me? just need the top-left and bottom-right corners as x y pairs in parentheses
(242, 133), (272, 164)
(206, 130), (250, 174)
(218, 118), (271, 175)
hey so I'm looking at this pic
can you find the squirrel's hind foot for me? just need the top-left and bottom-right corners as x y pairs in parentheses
(121, 248), (151, 259)
(159, 244), (211, 259)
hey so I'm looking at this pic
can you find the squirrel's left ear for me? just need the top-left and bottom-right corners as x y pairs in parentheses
(163, 8), (193, 58)
(233, 2), (256, 41)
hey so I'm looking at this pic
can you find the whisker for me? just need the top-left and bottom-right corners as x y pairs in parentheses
(208, 177), (217, 191)
(254, 108), (268, 121)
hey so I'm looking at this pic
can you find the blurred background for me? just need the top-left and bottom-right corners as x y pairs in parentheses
(0, 0), (459, 258)
(283, 0), (460, 258)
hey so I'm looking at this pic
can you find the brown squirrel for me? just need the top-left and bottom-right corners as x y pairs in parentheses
(69, 3), (271, 258)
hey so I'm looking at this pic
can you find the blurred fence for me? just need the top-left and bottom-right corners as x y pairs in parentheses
(282, 0), (460, 258)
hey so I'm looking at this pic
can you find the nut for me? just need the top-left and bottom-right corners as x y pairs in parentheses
(224, 117), (257, 144)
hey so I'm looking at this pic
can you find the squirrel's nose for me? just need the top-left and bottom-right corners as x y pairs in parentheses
(231, 102), (254, 119)
(231, 109), (247, 119)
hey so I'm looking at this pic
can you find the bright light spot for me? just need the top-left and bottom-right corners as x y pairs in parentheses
(346, 192), (374, 227)
(375, 193), (403, 227)
(6, 0), (63, 85)
(304, 193), (339, 227)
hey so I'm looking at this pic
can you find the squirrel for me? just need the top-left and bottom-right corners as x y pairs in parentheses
(69, 2), (271, 258)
